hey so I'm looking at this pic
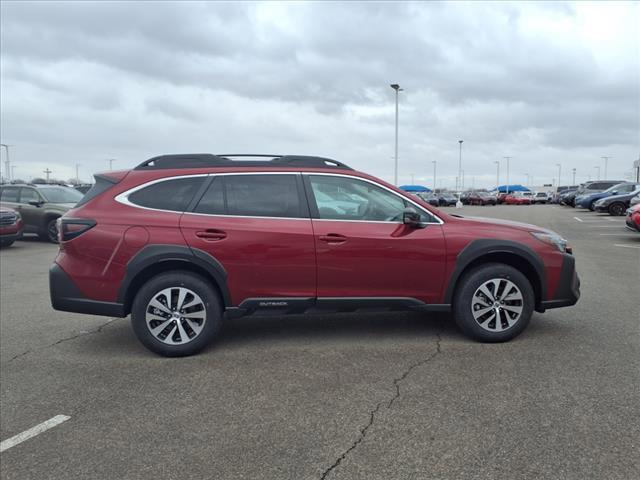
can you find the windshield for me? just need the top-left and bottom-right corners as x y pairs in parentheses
(38, 187), (83, 204)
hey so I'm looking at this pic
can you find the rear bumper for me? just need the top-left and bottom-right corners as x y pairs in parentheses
(539, 254), (580, 310)
(50, 263), (126, 317)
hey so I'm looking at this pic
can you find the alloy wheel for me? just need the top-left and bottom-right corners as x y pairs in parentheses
(471, 278), (524, 332)
(145, 287), (207, 345)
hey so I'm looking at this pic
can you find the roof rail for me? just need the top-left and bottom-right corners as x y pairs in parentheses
(134, 154), (353, 170)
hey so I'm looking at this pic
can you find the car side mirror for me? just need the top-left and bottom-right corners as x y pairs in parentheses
(28, 200), (43, 207)
(611, 191), (618, 195)
(403, 208), (426, 228)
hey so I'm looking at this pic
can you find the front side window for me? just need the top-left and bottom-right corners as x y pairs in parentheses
(308, 175), (433, 222)
(37, 187), (83, 204)
(20, 188), (43, 204)
(128, 177), (205, 212)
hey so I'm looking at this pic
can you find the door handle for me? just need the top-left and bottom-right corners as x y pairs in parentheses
(318, 233), (347, 244)
(195, 229), (227, 241)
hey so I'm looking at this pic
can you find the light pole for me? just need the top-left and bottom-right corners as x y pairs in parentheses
(556, 163), (562, 187)
(572, 168), (576, 185)
(75, 163), (81, 184)
(107, 158), (116, 170)
(461, 169), (465, 191)
(44, 168), (52, 184)
(410, 173), (415, 184)
(504, 156), (511, 194)
(457, 140), (463, 193)
(595, 165), (600, 180)
(11, 165), (17, 181)
(432, 160), (437, 191)
(390, 84), (402, 185)
(1, 144), (12, 181)
(524, 173), (530, 186)
(493, 160), (500, 190)
(601, 156), (610, 179)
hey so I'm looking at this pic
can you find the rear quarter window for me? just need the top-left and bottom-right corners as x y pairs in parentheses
(128, 177), (205, 212)
(0, 187), (19, 202)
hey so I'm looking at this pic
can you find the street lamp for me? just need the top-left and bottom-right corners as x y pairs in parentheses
(556, 163), (562, 187)
(601, 156), (610, 179)
(572, 168), (576, 185)
(75, 163), (81, 184)
(107, 158), (116, 170)
(504, 156), (511, 194)
(457, 140), (463, 193)
(524, 173), (530, 186)
(1, 144), (13, 181)
(493, 160), (500, 190)
(595, 165), (600, 180)
(390, 84), (403, 185)
(432, 160), (437, 191)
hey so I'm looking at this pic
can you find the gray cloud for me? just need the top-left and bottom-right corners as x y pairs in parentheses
(1, 1), (638, 186)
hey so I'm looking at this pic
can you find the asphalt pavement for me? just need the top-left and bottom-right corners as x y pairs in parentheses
(1, 205), (638, 480)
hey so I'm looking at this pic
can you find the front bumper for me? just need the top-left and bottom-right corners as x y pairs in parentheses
(538, 253), (580, 310)
(0, 230), (23, 242)
(50, 263), (126, 317)
(594, 204), (609, 213)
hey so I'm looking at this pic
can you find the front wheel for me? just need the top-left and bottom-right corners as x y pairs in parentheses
(453, 263), (534, 342)
(608, 202), (626, 216)
(0, 239), (14, 248)
(131, 271), (222, 356)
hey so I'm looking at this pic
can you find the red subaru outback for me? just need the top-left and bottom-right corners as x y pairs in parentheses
(50, 154), (579, 356)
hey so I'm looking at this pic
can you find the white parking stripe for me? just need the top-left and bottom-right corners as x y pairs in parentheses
(614, 244), (640, 249)
(573, 217), (583, 222)
(599, 233), (638, 236)
(0, 415), (70, 452)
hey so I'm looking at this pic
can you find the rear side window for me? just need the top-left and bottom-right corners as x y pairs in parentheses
(128, 177), (205, 212)
(19, 188), (43, 203)
(194, 174), (303, 218)
(225, 175), (302, 218)
(0, 187), (19, 202)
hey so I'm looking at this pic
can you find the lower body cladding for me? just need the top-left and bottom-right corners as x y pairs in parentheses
(50, 254), (580, 320)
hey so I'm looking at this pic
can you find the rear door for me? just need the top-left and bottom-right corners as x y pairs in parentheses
(180, 173), (316, 306)
(18, 187), (45, 232)
(304, 174), (446, 303)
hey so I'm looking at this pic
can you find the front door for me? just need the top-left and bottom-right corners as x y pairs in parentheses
(304, 174), (446, 304)
(180, 173), (316, 306)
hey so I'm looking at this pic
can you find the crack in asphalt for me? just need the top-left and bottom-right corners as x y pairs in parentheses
(319, 328), (443, 480)
(6, 317), (122, 363)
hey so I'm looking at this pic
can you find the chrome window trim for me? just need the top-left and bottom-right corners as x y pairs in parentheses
(304, 172), (444, 225)
(114, 171), (445, 225)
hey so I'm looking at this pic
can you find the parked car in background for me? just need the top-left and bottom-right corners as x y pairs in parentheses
(0, 184), (83, 243)
(504, 192), (533, 205)
(625, 204), (640, 232)
(559, 188), (580, 206)
(576, 182), (640, 210)
(462, 191), (495, 206)
(438, 193), (458, 206)
(49, 153), (579, 356)
(569, 180), (625, 208)
(415, 192), (440, 207)
(0, 206), (24, 247)
(629, 194), (640, 208)
(533, 192), (551, 204)
(593, 185), (640, 216)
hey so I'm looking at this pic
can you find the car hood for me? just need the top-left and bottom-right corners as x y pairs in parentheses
(452, 215), (549, 234)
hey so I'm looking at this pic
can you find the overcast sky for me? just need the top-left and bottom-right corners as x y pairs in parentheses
(1, 1), (638, 188)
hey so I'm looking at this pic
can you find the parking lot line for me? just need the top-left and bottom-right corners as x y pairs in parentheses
(614, 244), (640, 249)
(599, 233), (638, 236)
(0, 415), (70, 453)
(573, 217), (583, 222)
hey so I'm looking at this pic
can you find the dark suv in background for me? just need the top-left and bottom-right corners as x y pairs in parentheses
(0, 184), (83, 243)
(50, 154), (579, 356)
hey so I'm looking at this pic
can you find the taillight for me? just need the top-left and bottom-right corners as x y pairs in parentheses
(60, 218), (96, 241)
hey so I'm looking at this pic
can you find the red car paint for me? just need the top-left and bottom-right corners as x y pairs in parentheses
(626, 204), (640, 232)
(503, 195), (532, 205)
(50, 160), (577, 320)
(0, 207), (24, 244)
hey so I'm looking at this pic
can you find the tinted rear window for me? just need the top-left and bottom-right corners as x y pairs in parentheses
(225, 175), (303, 218)
(128, 177), (205, 212)
(193, 174), (303, 218)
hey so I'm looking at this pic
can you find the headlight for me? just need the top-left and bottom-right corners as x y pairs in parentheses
(531, 232), (568, 253)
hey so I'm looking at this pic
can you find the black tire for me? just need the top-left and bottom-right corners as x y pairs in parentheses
(39, 218), (60, 243)
(131, 271), (222, 357)
(608, 202), (626, 216)
(453, 263), (534, 342)
(0, 239), (14, 248)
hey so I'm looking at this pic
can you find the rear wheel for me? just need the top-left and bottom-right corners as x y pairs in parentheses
(39, 218), (60, 243)
(0, 239), (14, 248)
(453, 263), (534, 342)
(131, 271), (222, 356)
(608, 202), (626, 216)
